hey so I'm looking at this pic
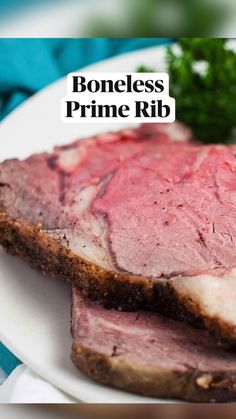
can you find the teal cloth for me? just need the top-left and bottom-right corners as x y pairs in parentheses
(0, 0), (51, 16)
(0, 38), (172, 120)
(0, 344), (21, 376)
(0, 38), (172, 376)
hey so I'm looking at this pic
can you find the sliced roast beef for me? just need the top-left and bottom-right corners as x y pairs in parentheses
(71, 286), (236, 402)
(1, 122), (236, 344)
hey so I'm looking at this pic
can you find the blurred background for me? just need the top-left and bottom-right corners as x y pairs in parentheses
(2, 405), (236, 418)
(0, 0), (235, 37)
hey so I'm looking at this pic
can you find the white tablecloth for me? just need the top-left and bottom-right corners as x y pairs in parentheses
(0, 365), (76, 403)
(0, 368), (6, 385)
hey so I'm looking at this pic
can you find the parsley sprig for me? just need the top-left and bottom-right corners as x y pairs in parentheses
(168, 38), (236, 143)
(139, 39), (236, 143)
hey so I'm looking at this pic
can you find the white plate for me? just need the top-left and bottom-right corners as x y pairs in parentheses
(0, 46), (173, 403)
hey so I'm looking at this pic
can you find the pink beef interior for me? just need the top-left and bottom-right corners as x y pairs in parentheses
(94, 144), (236, 277)
(72, 286), (236, 372)
(1, 122), (236, 278)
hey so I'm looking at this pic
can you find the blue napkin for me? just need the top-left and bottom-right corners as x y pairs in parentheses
(0, 38), (172, 376)
(0, 0), (50, 16)
(0, 38), (172, 120)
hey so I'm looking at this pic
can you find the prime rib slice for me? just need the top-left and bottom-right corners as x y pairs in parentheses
(71, 286), (236, 403)
(1, 122), (236, 344)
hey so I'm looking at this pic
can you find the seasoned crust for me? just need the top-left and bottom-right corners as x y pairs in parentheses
(0, 211), (201, 318)
(71, 344), (236, 403)
(174, 291), (236, 349)
(0, 211), (234, 346)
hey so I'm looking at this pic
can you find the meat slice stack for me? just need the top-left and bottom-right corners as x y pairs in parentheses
(1, 122), (236, 402)
(72, 286), (236, 403)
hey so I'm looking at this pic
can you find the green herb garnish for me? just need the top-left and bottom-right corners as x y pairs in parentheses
(136, 65), (155, 73)
(138, 38), (236, 143)
(167, 38), (236, 143)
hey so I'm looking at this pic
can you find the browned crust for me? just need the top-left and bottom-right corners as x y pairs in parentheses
(71, 344), (236, 403)
(174, 291), (236, 349)
(0, 211), (234, 345)
(0, 212), (201, 319)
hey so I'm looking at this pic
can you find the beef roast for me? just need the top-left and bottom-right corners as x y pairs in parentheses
(71, 286), (236, 403)
(1, 122), (236, 344)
